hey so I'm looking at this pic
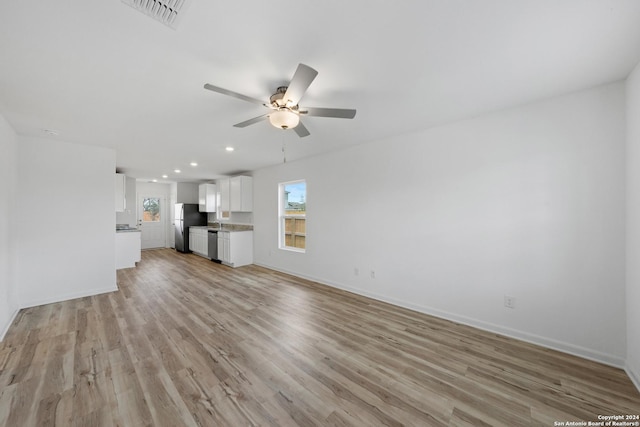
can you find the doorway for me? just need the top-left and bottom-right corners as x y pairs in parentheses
(138, 194), (167, 249)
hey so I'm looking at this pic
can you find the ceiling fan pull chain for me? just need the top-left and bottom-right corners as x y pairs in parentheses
(282, 137), (287, 163)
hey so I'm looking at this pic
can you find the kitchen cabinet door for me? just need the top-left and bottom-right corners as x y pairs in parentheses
(217, 231), (252, 267)
(198, 184), (216, 213)
(115, 231), (141, 269)
(217, 178), (230, 219)
(230, 175), (252, 212)
(189, 230), (196, 252)
(200, 232), (208, 255)
(218, 232), (230, 263)
(190, 228), (208, 257)
(229, 231), (253, 267)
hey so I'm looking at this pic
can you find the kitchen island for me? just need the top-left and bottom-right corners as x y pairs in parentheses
(116, 228), (141, 269)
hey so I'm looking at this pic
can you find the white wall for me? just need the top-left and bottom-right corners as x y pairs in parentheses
(0, 114), (19, 340)
(175, 182), (198, 204)
(626, 64), (640, 389)
(138, 181), (171, 200)
(15, 136), (117, 307)
(253, 82), (626, 366)
(115, 175), (137, 226)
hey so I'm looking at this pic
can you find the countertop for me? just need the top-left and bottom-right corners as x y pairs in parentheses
(189, 225), (253, 232)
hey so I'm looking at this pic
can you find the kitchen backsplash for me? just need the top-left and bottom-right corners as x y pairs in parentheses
(207, 222), (253, 231)
(208, 211), (253, 224)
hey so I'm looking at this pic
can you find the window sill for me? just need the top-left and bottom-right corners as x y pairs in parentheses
(279, 246), (306, 254)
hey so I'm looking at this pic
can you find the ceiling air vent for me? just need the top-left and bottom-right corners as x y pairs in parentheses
(122, 0), (190, 29)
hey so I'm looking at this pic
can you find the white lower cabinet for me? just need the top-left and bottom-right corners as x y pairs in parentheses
(217, 231), (252, 267)
(189, 227), (208, 257)
(115, 231), (141, 269)
(218, 232), (230, 263)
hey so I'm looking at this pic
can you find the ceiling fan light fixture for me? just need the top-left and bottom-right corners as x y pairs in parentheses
(269, 109), (299, 130)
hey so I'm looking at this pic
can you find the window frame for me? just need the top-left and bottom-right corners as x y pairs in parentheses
(142, 197), (161, 222)
(278, 179), (306, 253)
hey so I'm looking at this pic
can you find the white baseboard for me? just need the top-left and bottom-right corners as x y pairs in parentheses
(254, 262), (625, 369)
(627, 365), (640, 394)
(0, 307), (20, 342)
(1, 283), (120, 342)
(20, 285), (119, 310)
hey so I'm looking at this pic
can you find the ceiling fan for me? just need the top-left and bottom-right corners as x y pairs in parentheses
(204, 63), (356, 138)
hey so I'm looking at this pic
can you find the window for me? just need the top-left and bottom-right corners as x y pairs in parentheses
(279, 180), (306, 251)
(142, 197), (161, 222)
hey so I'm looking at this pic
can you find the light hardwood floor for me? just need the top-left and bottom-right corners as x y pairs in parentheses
(0, 249), (638, 426)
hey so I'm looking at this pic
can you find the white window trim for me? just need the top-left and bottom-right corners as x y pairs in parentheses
(278, 179), (306, 253)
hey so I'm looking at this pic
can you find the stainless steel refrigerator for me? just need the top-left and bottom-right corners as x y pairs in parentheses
(174, 203), (207, 253)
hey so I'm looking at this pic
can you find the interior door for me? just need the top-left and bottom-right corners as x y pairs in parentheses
(138, 195), (166, 249)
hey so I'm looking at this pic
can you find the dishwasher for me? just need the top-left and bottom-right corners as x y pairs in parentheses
(207, 230), (220, 262)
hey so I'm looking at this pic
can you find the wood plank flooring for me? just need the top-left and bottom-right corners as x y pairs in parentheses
(1, 248), (639, 426)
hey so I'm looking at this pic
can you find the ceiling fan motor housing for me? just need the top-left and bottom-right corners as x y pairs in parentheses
(270, 91), (284, 106)
(270, 86), (297, 109)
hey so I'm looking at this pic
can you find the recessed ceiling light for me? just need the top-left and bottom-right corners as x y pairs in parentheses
(152, 179), (158, 183)
(225, 146), (234, 152)
(174, 169), (181, 173)
(162, 174), (168, 179)
(42, 129), (59, 136)
(190, 162), (198, 167)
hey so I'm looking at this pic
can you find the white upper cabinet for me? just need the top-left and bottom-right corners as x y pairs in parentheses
(217, 178), (230, 219)
(230, 175), (253, 212)
(115, 173), (126, 212)
(217, 175), (252, 218)
(198, 183), (216, 212)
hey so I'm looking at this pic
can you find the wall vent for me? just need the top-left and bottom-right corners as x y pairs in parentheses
(122, 0), (190, 29)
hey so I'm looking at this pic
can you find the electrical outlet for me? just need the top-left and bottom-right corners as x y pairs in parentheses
(504, 295), (516, 309)
(354, 267), (359, 276)
(370, 270), (376, 279)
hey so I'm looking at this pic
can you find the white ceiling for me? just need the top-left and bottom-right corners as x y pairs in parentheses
(1, 1), (640, 182)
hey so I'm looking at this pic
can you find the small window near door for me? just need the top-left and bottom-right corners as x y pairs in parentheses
(142, 197), (161, 222)
(279, 180), (306, 252)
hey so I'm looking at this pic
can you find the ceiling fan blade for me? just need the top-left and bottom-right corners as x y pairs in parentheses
(233, 114), (269, 128)
(294, 121), (310, 138)
(300, 107), (356, 119)
(283, 64), (318, 106)
(204, 83), (266, 106)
